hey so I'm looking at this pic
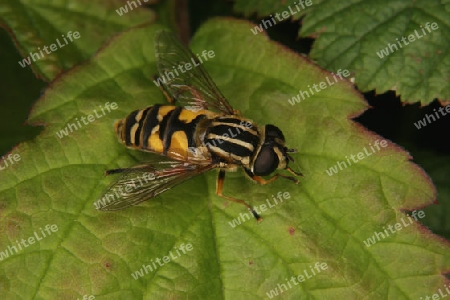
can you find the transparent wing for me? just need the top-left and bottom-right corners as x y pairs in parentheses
(95, 160), (215, 211)
(155, 30), (235, 115)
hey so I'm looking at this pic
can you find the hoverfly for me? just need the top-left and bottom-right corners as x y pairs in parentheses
(96, 30), (301, 221)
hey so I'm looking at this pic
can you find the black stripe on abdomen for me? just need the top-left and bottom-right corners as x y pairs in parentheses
(183, 115), (207, 147)
(159, 108), (208, 153)
(134, 106), (152, 147)
(141, 105), (161, 149)
(124, 110), (139, 146)
(160, 107), (183, 154)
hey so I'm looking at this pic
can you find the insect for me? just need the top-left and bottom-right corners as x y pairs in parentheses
(96, 30), (302, 221)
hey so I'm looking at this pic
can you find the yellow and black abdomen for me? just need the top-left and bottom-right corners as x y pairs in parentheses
(115, 105), (215, 161)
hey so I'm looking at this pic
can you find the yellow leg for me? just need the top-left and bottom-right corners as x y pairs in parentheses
(216, 170), (262, 222)
(286, 166), (303, 177)
(250, 173), (300, 185)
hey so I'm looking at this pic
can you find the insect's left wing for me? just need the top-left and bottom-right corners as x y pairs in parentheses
(96, 160), (215, 211)
(155, 30), (236, 115)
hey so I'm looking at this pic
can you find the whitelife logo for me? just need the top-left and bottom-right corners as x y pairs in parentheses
(376, 22), (439, 58)
(55, 102), (118, 139)
(287, 69), (350, 106)
(414, 104), (450, 129)
(115, 0), (151, 16)
(153, 50), (215, 87)
(188, 120), (253, 159)
(77, 296), (95, 300)
(228, 191), (291, 228)
(94, 172), (156, 210)
(250, 0), (313, 35)
(266, 262), (328, 298)
(325, 139), (388, 176)
(0, 224), (58, 261)
(363, 210), (425, 247)
(0, 153), (21, 171)
(18, 31), (80, 68)
(420, 283), (450, 300)
(131, 243), (193, 279)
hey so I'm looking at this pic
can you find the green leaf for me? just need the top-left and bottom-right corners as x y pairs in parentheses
(1, 18), (449, 299)
(234, 0), (450, 104)
(0, 0), (155, 81)
(411, 148), (450, 240)
(300, 0), (450, 104)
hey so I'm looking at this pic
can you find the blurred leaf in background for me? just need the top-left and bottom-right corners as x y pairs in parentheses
(0, 0), (156, 81)
(0, 29), (44, 155)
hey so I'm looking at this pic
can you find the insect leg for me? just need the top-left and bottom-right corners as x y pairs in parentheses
(286, 166), (303, 177)
(216, 169), (262, 222)
(248, 172), (299, 185)
(152, 75), (176, 104)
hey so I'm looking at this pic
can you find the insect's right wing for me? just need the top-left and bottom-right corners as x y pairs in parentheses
(155, 30), (236, 115)
(96, 160), (216, 211)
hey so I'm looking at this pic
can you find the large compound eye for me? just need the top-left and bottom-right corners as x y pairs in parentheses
(253, 146), (279, 176)
(265, 124), (285, 142)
